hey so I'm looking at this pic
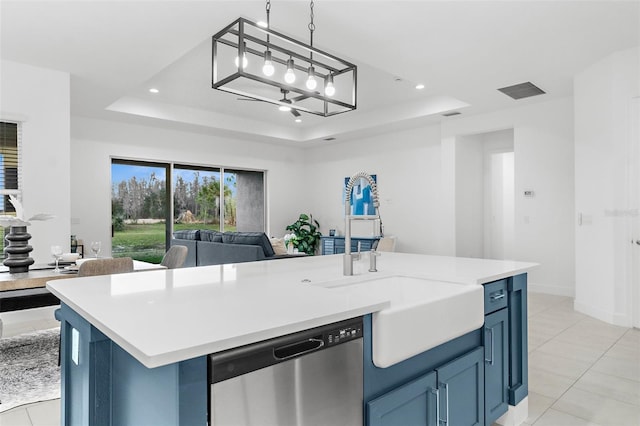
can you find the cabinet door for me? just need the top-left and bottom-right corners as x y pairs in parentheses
(436, 347), (484, 426)
(367, 371), (438, 426)
(484, 309), (509, 425)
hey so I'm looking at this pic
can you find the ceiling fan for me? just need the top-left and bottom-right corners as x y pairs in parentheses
(237, 89), (301, 117)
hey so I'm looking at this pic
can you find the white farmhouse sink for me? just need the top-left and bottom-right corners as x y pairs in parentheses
(319, 275), (485, 368)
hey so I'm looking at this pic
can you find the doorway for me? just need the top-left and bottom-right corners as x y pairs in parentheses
(485, 151), (515, 260)
(455, 129), (515, 260)
(631, 98), (640, 328)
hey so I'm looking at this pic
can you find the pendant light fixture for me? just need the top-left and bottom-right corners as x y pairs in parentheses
(261, 1), (275, 77)
(211, 0), (357, 117)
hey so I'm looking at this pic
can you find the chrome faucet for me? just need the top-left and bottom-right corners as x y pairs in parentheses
(344, 171), (381, 275)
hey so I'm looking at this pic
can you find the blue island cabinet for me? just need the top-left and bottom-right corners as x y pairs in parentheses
(482, 274), (528, 425)
(367, 348), (484, 426)
(57, 304), (208, 426)
(364, 273), (528, 426)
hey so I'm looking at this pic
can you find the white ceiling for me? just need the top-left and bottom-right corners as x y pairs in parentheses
(1, 1), (638, 145)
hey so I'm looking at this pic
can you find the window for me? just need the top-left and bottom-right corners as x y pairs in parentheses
(112, 159), (265, 263)
(0, 122), (21, 257)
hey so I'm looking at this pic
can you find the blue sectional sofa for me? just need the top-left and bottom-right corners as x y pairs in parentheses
(170, 230), (279, 267)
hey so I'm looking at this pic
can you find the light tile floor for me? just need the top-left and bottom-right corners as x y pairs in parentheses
(524, 293), (640, 426)
(0, 293), (638, 426)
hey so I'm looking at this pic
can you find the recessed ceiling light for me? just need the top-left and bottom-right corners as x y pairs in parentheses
(415, 84), (425, 90)
(279, 105), (292, 112)
(295, 118), (302, 123)
(149, 88), (159, 94)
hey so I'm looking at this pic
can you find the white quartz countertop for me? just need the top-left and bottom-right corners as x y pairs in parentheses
(47, 253), (536, 368)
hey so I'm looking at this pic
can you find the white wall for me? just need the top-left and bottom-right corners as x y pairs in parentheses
(305, 99), (573, 295)
(306, 97), (575, 300)
(574, 47), (640, 326)
(0, 60), (71, 263)
(305, 125), (443, 255)
(444, 98), (575, 296)
(70, 117), (308, 256)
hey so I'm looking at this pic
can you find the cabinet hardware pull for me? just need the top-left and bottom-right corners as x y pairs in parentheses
(444, 382), (449, 425)
(485, 327), (495, 365)
(430, 387), (440, 426)
(490, 292), (505, 301)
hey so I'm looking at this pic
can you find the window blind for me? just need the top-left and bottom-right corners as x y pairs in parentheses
(0, 121), (21, 215)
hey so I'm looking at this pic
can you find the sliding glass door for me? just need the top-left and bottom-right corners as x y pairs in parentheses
(112, 159), (265, 263)
(111, 160), (169, 263)
(173, 165), (226, 231)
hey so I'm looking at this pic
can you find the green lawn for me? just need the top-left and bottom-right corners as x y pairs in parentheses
(112, 222), (236, 263)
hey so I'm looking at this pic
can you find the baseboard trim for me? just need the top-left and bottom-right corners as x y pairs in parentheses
(573, 300), (632, 327)
(528, 282), (574, 297)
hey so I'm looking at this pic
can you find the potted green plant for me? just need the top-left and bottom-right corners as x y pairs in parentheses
(285, 213), (322, 255)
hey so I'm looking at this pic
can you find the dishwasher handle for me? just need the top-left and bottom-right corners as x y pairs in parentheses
(273, 338), (324, 360)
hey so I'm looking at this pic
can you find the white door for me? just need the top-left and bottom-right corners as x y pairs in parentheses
(631, 98), (640, 328)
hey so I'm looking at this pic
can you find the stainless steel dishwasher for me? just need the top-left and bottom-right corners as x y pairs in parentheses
(208, 316), (363, 426)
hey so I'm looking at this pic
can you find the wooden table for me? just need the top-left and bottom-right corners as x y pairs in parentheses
(0, 266), (73, 292)
(0, 261), (166, 311)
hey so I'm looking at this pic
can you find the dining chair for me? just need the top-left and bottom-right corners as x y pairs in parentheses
(375, 236), (397, 252)
(57, 257), (134, 365)
(160, 245), (188, 269)
(77, 257), (134, 277)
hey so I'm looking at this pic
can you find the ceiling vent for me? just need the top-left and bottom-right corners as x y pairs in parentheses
(497, 82), (546, 100)
(442, 111), (461, 117)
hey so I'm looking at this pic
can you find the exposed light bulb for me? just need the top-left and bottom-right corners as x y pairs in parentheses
(284, 58), (296, 84)
(306, 66), (317, 90)
(324, 75), (335, 97)
(149, 88), (159, 94)
(295, 118), (302, 123)
(234, 43), (248, 69)
(416, 83), (425, 90)
(262, 51), (274, 76)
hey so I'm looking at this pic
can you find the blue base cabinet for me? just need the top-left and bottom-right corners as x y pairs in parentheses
(57, 303), (208, 426)
(482, 273), (528, 424)
(366, 348), (484, 426)
(367, 371), (438, 426)
(366, 347), (484, 426)
(484, 308), (509, 425)
(436, 347), (484, 426)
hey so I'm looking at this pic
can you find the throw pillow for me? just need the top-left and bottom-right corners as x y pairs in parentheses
(222, 232), (275, 258)
(270, 238), (287, 255)
(173, 230), (200, 240)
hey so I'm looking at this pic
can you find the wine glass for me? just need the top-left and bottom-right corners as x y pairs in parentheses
(51, 245), (63, 272)
(90, 241), (101, 258)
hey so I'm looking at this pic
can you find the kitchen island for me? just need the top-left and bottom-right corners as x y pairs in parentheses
(47, 253), (536, 425)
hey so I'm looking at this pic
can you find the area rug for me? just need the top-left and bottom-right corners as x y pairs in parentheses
(0, 328), (60, 412)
